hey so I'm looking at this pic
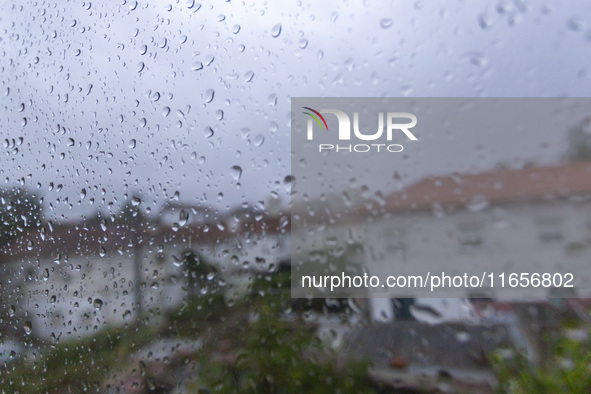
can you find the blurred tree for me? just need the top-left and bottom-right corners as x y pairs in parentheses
(494, 333), (591, 393)
(565, 117), (591, 162)
(0, 186), (42, 245)
(116, 195), (146, 321)
(116, 197), (144, 224)
(183, 250), (219, 297)
(197, 305), (374, 393)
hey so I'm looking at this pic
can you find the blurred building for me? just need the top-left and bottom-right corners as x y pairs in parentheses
(0, 208), (289, 341)
(292, 161), (591, 320)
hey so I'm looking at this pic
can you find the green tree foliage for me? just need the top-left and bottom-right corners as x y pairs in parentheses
(565, 117), (591, 162)
(0, 186), (42, 245)
(493, 333), (591, 393)
(183, 250), (219, 297)
(116, 197), (144, 224)
(197, 305), (374, 394)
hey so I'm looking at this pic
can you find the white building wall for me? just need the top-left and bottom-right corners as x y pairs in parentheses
(364, 200), (591, 298)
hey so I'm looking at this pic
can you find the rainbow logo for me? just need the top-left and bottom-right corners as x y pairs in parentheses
(302, 107), (328, 131)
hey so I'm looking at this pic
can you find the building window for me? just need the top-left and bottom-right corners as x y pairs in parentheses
(383, 228), (407, 261)
(536, 216), (563, 243)
(457, 223), (483, 249)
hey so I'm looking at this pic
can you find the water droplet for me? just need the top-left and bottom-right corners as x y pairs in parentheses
(253, 134), (265, 146)
(232, 24), (241, 34)
(203, 126), (214, 138)
(283, 175), (294, 192)
(380, 18), (393, 29)
(268, 94), (277, 107)
(191, 62), (203, 71)
(466, 194), (490, 212)
(463, 51), (488, 68)
(203, 89), (214, 103)
(150, 91), (161, 102)
(567, 17), (584, 32)
(179, 209), (189, 226)
(298, 38), (308, 49)
(131, 196), (141, 206)
(229, 165), (242, 181)
(128, 139), (136, 149)
(24, 321), (32, 335)
(271, 23), (282, 37)
(93, 298), (103, 310)
(162, 106), (171, 117)
(67, 138), (75, 147)
(431, 203), (445, 218)
(137, 61), (145, 73)
(478, 14), (494, 30)
(455, 331), (471, 343)
(244, 70), (255, 82)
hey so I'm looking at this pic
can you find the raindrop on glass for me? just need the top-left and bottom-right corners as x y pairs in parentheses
(466, 194), (490, 212)
(192, 62), (203, 71)
(380, 18), (393, 29)
(203, 126), (214, 138)
(253, 134), (265, 146)
(179, 209), (189, 226)
(244, 70), (255, 82)
(203, 89), (214, 103)
(24, 321), (32, 335)
(229, 165), (242, 181)
(93, 298), (103, 310)
(271, 23), (282, 37)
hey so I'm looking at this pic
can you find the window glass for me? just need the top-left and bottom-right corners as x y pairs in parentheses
(1, 1), (591, 392)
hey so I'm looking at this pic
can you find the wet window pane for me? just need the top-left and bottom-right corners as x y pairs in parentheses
(1, 1), (591, 392)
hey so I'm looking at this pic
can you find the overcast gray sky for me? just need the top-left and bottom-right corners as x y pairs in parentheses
(1, 0), (590, 221)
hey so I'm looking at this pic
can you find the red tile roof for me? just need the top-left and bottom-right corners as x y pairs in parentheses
(380, 161), (591, 213)
(0, 213), (290, 263)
